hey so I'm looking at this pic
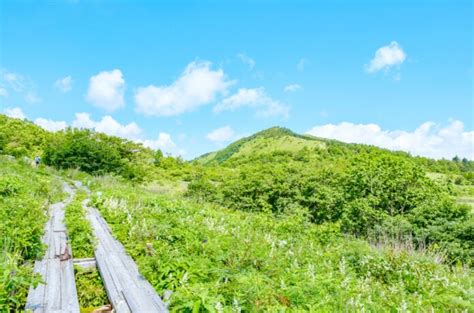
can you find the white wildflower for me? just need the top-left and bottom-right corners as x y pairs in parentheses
(232, 298), (242, 313)
(215, 301), (223, 313)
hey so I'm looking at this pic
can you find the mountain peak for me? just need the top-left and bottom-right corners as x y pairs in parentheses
(195, 126), (325, 165)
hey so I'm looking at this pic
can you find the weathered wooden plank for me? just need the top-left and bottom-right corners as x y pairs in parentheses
(25, 183), (80, 313)
(84, 201), (167, 313)
(73, 258), (97, 270)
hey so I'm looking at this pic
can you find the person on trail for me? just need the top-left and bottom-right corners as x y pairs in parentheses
(34, 156), (41, 167)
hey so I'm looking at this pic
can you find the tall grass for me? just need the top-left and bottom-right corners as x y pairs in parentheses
(91, 180), (474, 311)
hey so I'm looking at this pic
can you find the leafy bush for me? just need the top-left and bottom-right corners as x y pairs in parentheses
(43, 129), (154, 181)
(74, 267), (108, 309)
(0, 157), (62, 310)
(0, 114), (50, 158)
(64, 190), (95, 258)
(188, 150), (473, 265)
(91, 181), (473, 311)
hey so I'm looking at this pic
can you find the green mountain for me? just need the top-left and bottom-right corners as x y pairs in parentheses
(195, 126), (474, 177)
(1, 115), (474, 311)
(196, 126), (331, 165)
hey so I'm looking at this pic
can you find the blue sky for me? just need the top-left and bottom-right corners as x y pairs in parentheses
(0, 0), (472, 159)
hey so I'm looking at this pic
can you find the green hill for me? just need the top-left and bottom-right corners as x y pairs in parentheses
(195, 127), (327, 165)
(0, 114), (51, 158)
(1, 115), (473, 311)
(195, 126), (474, 178)
(194, 125), (407, 167)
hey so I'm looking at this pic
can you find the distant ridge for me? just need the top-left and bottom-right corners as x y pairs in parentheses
(194, 126), (328, 165)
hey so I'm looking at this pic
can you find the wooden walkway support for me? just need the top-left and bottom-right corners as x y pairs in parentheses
(84, 200), (168, 313)
(25, 183), (80, 313)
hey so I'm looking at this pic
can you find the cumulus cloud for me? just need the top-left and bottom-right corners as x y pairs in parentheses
(284, 84), (302, 92)
(55, 76), (73, 93)
(71, 113), (184, 155)
(3, 107), (26, 120)
(135, 61), (232, 117)
(237, 53), (256, 70)
(72, 112), (141, 140)
(138, 133), (184, 155)
(24, 94), (41, 104)
(3, 71), (24, 92)
(366, 41), (406, 73)
(2, 108), (184, 156)
(34, 118), (67, 131)
(86, 69), (125, 111)
(214, 87), (289, 118)
(206, 126), (235, 143)
(1, 69), (40, 103)
(306, 120), (474, 160)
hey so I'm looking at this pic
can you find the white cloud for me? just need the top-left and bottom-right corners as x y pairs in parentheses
(214, 87), (289, 118)
(138, 133), (186, 156)
(24, 93), (41, 104)
(34, 118), (67, 131)
(297, 58), (307, 71)
(284, 84), (302, 92)
(3, 107), (26, 120)
(306, 120), (474, 160)
(55, 76), (73, 93)
(237, 53), (256, 70)
(206, 126), (235, 143)
(135, 61), (232, 117)
(1, 107), (185, 156)
(139, 133), (175, 151)
(86, 69), (125, 111)
(3, 71), (24, 92)
(366, 41), (406, 73)
(72, 112), (141, 140)
(0, 87), (8, 97)
(1, 69), (40, 103)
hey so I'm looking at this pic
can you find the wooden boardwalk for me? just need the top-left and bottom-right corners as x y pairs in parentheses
(25, 183), (80, 313)
(84, 199), (168, 313)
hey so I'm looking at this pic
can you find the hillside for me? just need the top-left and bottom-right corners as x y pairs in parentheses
(195, 127), (326, 165)
(1, 114), (473, 311)
(0, 114), (51, 158)
(196, 125), (474, 177)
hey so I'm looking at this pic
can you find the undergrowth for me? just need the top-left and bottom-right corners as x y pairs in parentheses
(64, 188), (109, 310)
(0, 157), (63, 310)
(92, 181), (474, 312)
(75, 266), (109, 312)
(65, 190), (94, 258)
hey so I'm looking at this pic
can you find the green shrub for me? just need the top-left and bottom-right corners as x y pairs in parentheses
(0, 158), (62, 309)
(91, 181), (473, 311)
(65, 190), (95, 258)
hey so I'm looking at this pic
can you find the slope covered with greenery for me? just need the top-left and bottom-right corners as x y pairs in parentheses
(196, 127), (326, 165)
(0, 114), (164, 181)
(189, 127), (474, 265)
(0, 114), (51, 158)
(89, 177), (473, 311)
(0, 115), (473, 311)
(0, 157), (64, 310)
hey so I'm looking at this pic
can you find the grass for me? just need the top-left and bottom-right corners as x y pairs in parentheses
(65, 189), (95, 258)
(91, 178), (474, 312)
(0, 157), (64, 310)
(75, 266), (109, 313)
(64, 187), (109, 310)
(195, 127), (326, 165)
(231, 135), (325, 160)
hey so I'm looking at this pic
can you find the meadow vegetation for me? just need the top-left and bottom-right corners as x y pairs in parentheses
(0, 156), (63, 310)
(90, 178), (473, 311)
(1, 115), (473, 311)
(64, 187), (108, 311)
